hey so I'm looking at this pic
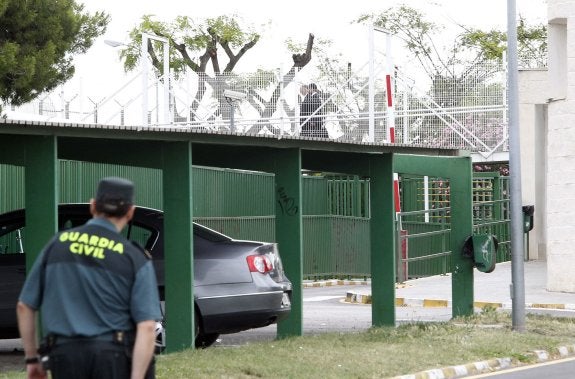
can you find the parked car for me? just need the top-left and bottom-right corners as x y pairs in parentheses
(0, 204), (292, 349)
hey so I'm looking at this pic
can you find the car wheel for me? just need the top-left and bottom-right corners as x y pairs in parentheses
(195, 332), (220, 349)
(154, 320), (166, 354)
(155, 304), (219, 350)
(194, 306), (219, 348)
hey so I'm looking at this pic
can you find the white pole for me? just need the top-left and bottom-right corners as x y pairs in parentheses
(278, 68), (284, 137)
(385, 33), (395, 143)
(424, 176), (430, 223)
(368, 25), (375, 142)
(141, 32), (170, 127)
(163, 40), (170, 125)
(295, 67), (301, 136)
(155, 81), (159, 124)
(403, 89), (409, 144)
(141, 34), (149, 127)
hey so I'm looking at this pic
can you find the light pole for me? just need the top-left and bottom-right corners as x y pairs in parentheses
(506, 0), (526, 332)
(141, 33), (170, 127)
(106, 34), (170, 127)
(368, 25), (395, 144)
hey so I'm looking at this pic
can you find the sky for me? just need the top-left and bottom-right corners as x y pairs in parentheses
(55, 0), (548, 109)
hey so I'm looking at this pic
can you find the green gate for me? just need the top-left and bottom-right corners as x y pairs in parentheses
(398, 173), (510, 280)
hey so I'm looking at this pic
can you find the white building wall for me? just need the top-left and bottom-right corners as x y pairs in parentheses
(518, 69), (548, 260)
(546, 0), (575, 292)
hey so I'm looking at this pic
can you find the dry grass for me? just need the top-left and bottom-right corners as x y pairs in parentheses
(154, 311), (575, 379)
(2, 311), (575, 379)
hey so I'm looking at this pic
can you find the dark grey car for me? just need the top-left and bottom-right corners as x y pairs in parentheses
(0, 204), (292, 349)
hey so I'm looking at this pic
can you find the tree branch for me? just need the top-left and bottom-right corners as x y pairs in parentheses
(206, 27), (220, 73)
(292, 33), (314, 68)
(172, 42), (199, 72)
(222, 35), (259, 72)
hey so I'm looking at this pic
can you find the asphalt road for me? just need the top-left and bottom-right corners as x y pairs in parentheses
(468, 357), (575, 378)
(199, 284), (454, 347)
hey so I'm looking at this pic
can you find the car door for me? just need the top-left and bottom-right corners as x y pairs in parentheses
(0, 213), (26, 337)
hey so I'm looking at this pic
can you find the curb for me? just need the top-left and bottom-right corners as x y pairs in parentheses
(303, 279), (370, 288)
(390, 357), (512, 379)
(305, 280), (575, 378)
(390, 344), (575, 379)
(304, 281), (575, 311)
(344, 290), (575, 311)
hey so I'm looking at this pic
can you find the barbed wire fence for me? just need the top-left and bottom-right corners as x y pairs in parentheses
(6, 58), (509, 156)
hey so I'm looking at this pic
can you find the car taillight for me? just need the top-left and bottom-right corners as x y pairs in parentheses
(247, 255), (273, 274)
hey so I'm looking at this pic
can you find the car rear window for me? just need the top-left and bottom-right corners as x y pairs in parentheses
(0, 222), (25, 255)
(193, 224), (231, 243)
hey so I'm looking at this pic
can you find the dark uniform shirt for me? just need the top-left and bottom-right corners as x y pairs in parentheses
(19, 218), (162, 337)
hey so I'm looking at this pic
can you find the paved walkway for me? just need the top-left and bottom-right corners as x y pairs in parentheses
(340, 260), (575, 310)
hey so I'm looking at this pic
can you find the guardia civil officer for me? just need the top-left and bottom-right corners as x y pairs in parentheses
(17, 177), (162, 379)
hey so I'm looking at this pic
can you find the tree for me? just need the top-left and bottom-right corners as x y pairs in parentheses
(355, 6), (546, 148)
(118, 14), (315, 129)
(459, 17), (547, 69)
(355, 6), (546, 110)
(356, 6), (547, 82)
(0, 0), (109, 112)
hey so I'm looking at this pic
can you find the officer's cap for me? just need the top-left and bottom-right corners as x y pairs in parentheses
(95, 177), (134, 216)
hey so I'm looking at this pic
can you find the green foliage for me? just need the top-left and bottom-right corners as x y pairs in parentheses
(116, 14), (316, 125)
(120, 14), (262, 78)
(0, 0), (109, 107)
(460, 17), (547, 68)
(460, 30), (507, 61)
(356, 6), (445, 78)
(356, 5), (547, 79)
(354, 5), (546, 144)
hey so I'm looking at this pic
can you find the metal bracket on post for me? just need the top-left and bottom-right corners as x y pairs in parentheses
(462, 235), (498, 273)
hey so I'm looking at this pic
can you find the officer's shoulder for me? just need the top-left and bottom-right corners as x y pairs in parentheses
(130, 241), (153, 260)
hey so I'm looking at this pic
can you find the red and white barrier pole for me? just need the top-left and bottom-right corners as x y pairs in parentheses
(386, 74), (395, 143)
(393, 172), (401, 214)
(393, 172), (408, 281)
(386, 33), (395, 143)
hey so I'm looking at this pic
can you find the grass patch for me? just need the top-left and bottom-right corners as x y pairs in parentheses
(2, 313), (575, 379)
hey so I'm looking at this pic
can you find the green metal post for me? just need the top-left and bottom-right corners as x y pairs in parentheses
(449, 157), (474, 317)
(274, 148), (303, 338)
(189, 144), (304, 339)
(354, 175), (361, 217)
(492, 175), (502, 222)
(394, 154), (474, 318)
(162, 141), (195, 351)
(25, 136), (58, 267)
(370, 154), (396, 326)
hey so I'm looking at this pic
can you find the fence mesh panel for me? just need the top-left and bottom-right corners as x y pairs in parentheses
(8, 60), (508, 155)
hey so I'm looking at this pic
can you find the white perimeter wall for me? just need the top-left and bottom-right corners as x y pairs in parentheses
(546, 0), (575, 292)
(518, 69), (548, 261)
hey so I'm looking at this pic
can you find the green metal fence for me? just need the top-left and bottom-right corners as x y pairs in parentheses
(0, 162), (275, 240)
(0, 162), (511, 280)
(302, 175), (371, 280)
(303, 215), (370, 280)
(472, 173), (511, 262)
(397, 173), (511, 280)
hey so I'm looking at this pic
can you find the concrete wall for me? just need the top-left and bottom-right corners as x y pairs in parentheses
(518, 69), (548, 260)
(546, 0), (575, 292)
